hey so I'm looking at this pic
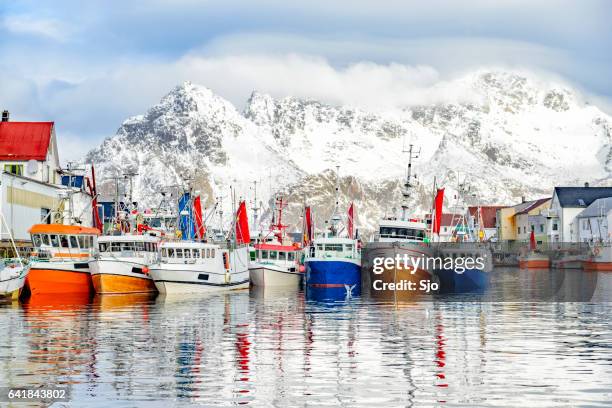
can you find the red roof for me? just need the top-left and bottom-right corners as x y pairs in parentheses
(468, 206), (507, 228)
(0, 122), (54, 161)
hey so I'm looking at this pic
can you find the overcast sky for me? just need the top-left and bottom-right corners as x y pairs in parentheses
(1, 0), (611, 160)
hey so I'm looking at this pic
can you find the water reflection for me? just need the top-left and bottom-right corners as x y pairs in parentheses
(0, 269), (610, 407)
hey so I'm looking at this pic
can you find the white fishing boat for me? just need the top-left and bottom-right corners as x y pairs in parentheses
(0, 210), (29, 299)
(0, 259), (29, 299)
(149, 200), (251, 294)
(249, 196), (303, 288)
(89, 234), (160, 294)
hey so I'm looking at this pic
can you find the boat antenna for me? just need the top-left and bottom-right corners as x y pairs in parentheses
(401, 143), (420, 221)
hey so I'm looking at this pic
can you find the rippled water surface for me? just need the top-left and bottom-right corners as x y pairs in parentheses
(1, 269), (611, 407)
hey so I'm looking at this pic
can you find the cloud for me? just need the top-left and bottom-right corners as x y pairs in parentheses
(1, 14), (68, 41)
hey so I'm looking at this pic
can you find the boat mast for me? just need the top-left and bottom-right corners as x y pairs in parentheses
(401, 144), (420, 221)
(330, 165), (341, 236)
(251, 180), (259, 234)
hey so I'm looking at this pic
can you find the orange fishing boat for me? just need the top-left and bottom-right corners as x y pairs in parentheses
(583, 244), (612, 271)
(89, 234), (159, 294)
(26, 224), (99, 296)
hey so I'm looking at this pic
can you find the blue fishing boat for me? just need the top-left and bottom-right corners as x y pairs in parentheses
(432, 184), (492, 293)
(304, 167), (361, 297)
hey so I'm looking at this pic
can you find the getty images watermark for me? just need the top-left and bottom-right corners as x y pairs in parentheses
(370, 254), (487, 292)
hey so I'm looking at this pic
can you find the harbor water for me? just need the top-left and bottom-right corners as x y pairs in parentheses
(1, 268), (611, 407)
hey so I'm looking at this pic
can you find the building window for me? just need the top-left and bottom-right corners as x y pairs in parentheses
(517, 227), (520, 234)
(582, 220), (588, 230)
(4, 164), (23, 176)
(539, 224), (544, 233)
(41, 208), (51, 224)
(552, 223), (558, 231)
(530, 225), (535, 232)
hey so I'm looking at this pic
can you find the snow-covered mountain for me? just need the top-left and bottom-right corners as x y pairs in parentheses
(85, 70), (612, 234)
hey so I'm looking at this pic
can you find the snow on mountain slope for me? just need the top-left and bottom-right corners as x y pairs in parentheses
(85, 70), (612, 234)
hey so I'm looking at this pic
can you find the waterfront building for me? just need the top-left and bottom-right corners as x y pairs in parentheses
(572, 197), (612, 243)
(496, 198), (550, 243)
(546, 185), (612, 242)
(0, 111), (93, 253)
(514, 198), (551, 244)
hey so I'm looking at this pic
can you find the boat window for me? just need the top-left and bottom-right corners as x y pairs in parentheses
(278, 252), (286, 261)
(344, 244), (353, 252)
(193, 249), (201, 258)
(42, 234), (51, 246)
(210, 249), (215, 258)
(175, 248), (183, 258)
(161, 248), (167, 257)
(269, 251), (278, 260)
(50, 235), (60, 247)
(184, 249), (191, 258)
(32, 234), (42, 247)
(288, 252), (295, 261)
(250, 250), (256, 261)
(60, 235), (69, 248)
(78, 236), (87, 249)
(69, 235), (79, 249)
(317, 244), (324, 251)
(135, 242), (145, 251)
(99, 243), (108, 252)
(324, 244), (343, 252)
(121, 242), (134, 252)
(261, 250), (268, 259)
(110, 242), (122, 252)
(167, 248), (175, 258)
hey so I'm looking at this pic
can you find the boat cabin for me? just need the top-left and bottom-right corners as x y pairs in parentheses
(309, 237), (359, 260)
(97, 235), (160, 257)
(374, 219), (427, 242)
(251, 243), (300, 264)
(29, 224), (99, 260)
(159, 242), (220, 264)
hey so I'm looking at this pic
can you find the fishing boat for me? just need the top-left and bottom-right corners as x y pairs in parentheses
(304, 167), (361, 297)
(0, 210), (29, 299)
(433, 183), (492, 293)
(89, 234), (160, 294)
(249, 196), (302, 288)
(149, 199), (251, 294)
(26, 224), (99, 295)
(583, 244), (612, 271)
(0, 259), (29, 299)
(364, 145), (434, 294)
(518, 231), (550, 269)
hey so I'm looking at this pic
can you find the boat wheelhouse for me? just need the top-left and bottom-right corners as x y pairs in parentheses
(149, 241), (249, 294)
(249, 196), (303, 288)
(250, 242), (302, 287)
(27, 224), (99, 295)
(89, 234), (160, 294)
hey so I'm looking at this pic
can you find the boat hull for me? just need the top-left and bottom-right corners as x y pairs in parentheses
(519, 252), (550, 269)
(583, 261), (612, 271)
(436, 268), (490, 293)
(90, 259), (156, 294)
(305, 259), (361, 293)
(363, 241), (434, 297)
(249, 266), (302, 288)
(26, 261), (92, 295)
(154, 279), (250, 294)
(518, 259), (550, 269)
(0, 265), (29, 299)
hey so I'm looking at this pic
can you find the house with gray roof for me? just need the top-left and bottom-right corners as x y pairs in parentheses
(573, 197), (612, 243)
(546, 185), (612, 242)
